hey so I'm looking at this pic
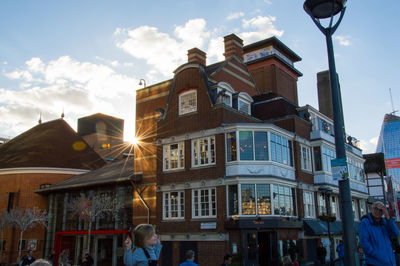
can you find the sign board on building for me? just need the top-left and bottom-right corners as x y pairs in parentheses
(385, 158), (400, 169)
(200, 222), (216, 230)
(331, 158), (348, 181)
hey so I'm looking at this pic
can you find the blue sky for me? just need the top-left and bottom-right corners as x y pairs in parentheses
(0, 0), (399, 153)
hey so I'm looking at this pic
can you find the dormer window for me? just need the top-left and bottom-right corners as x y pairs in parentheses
(234, 92), (253, 115)
(179, 90), (197, 115)
(215, 82), (235, 107)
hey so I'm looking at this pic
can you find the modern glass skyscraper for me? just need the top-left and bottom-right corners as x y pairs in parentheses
(376, 113), (400, 217)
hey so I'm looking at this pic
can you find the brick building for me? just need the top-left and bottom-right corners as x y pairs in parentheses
(134, 33), (368, 265)
(0, 119), (104, 264)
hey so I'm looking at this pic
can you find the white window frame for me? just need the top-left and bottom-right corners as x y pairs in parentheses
(352, 199), (359, 221)
(192, 188), (216, 218)
(237, 92), (253, 115)
(317, 193), (326, 216)
(163, 191), (185, 220)
(192, 136), (216, 167)
(179, 90), (197, 115)
(163, 142), (185, 171)
(300, 145), (312, 172)
(303, 191), (315, 218)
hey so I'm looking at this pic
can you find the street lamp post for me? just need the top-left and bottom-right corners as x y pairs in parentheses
(303, 1), (356, 265)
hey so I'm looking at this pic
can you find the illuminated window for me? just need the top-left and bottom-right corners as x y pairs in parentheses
(192, 136), (215, 167)
(163, 191), (184, 220)
(163, 142), (185, 171)
(179, 90), (197, 115)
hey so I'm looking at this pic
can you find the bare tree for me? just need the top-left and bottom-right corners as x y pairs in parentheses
(0, 210), (11, 262)
(69, 193), (123, 253)
(8, 207), (47, 263)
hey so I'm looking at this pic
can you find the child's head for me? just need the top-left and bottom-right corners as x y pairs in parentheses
(133, 224), (156, 247)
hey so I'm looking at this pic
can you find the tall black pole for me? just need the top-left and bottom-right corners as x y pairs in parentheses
(326, 28), (356, 266)
(304, 4), (357, 265)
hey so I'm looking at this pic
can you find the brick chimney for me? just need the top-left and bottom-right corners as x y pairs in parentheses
(224, 34), (244, 60)
(187, 48), (206, 66)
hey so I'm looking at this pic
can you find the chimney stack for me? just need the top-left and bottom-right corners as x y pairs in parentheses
(317, 70), (341, 120)
(224, 34), (244, 60)
(187, 48), (206, 66)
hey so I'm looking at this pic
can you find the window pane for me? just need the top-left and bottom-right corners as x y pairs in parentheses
(179, 143), (184, 168)
(164, 146), (170, 170)
(241, 184), (256, 215)
(255, 132), (268, 161)
(228, 185), (238, 216)
(193, 140), (198, 166)
(170, 144), (178, 169)
(313, 146), (322, 171)
(257, 184), (271, 215)
(210, 136), (215, 163)
(239, 131), (254, 160)
(226, 132), (237, 162)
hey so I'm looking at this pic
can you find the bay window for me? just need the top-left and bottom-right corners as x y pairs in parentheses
(270, 133), (293, 166)
(227, 184), (292, 217)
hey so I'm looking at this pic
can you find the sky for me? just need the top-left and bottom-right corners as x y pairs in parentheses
(0, 0), (399, 154)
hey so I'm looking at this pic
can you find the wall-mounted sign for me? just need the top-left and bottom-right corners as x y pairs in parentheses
(200, 222), (216, 230)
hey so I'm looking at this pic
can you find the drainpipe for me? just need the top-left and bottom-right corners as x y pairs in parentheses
(130, 179), (150, 224)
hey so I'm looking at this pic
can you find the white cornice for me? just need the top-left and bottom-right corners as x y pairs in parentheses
(0, 167), (89, 176)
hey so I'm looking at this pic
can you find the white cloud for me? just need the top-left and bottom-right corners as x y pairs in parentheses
(240, 16), (283, 44)
(1, 56), (137, 139)
(334, 35), (351, 46)
(264, 0), (272, 4)
(115, 16), (283, 76)
(115, 19), (211, 77)
(227, 12), (244, 20)
(359, 137), (378, 154)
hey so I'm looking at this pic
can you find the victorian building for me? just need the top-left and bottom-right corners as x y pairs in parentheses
(133, 33), (369, 265)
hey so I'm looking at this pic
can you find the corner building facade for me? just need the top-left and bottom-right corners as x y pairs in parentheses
(134, 34), (367, 265)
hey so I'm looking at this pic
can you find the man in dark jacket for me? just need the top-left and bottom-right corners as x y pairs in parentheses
(359, 201), (399, 266)
(316, 241), (326, 265)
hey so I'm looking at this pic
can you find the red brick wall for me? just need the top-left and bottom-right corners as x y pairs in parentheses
(0, 172), (74, 263)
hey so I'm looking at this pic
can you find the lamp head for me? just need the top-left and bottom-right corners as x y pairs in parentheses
(139, 80), (143, 86)
(304, 0), (346, 19)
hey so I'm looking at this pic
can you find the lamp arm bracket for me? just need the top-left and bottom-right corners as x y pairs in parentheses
(306, 6), (347, 37)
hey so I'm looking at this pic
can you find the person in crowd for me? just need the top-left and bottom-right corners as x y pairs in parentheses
(124, 224), (162, 266)
(316, 241), (326, 265)
(82, 252), (94, 266)
(221, 254), (232, 266)
(179, 250), (198, 266)
(359, 201), (399, 266)
(20, 249), (35, 266)
(58, 249), (71, 266)
(30, 259), (51, 266)
(283, 255), (293, 266)
(336, 240), (344, 266)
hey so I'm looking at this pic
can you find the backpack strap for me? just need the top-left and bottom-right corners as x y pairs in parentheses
(142, 248), (151, 259)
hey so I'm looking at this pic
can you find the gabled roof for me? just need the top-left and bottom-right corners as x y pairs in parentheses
(36, 158), (135, 193)
(0, 119), (105, 170)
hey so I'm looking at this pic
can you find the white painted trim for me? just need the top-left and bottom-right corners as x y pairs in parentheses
(173, 63), (200, 75)
(191, 187), (217, 219)
(0, 167), (89, 175)
(227, 62), (251, 77)
(222, 68), (256, 88)
(159, 123), (295, 145)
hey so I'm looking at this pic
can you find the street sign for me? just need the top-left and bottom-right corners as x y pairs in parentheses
(331, 158), (348, 181)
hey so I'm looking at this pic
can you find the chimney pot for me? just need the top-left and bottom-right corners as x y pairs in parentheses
(187, 48), (206, 66)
